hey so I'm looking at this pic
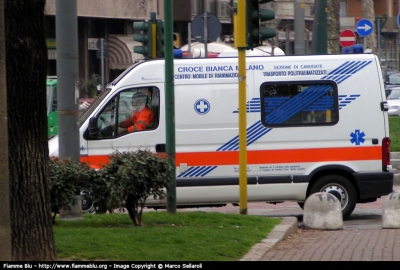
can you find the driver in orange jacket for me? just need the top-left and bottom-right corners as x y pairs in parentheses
(116, 91), (154, 135)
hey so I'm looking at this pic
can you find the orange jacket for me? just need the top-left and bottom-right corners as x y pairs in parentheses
(119, 106), (154, 132)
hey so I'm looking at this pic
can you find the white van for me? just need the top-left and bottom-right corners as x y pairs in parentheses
(49, 52), (394, 218)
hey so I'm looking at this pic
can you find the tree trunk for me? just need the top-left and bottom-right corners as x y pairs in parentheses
(327, 0), (340, 54)
(0, 0), (12, 261)
(5, 0), (57, 260)
(360, 0), (377, 53)
(126, 195), (143, 226)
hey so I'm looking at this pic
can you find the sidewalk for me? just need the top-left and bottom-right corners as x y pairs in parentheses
(240, 154), (400, 261)
(242, 188), (400, 261)
(258, 224), (400, 261)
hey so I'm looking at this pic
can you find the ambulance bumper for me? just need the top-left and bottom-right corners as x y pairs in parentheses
(353, 172), (394, 200)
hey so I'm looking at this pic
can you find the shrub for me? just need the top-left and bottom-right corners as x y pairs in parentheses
(81, 168), (113, 215)
(48, 157), (94, 224)
(104, 149), (173, 226)
(49, 149), (173, 226)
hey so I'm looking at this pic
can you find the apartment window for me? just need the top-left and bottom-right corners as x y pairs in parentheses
(339, 1), (347, 17)
(218, 0), (231, 18)
(191, 0), (198, 15)
(205, 0), (215, 13)
(260, 81), (338, 127)
(192, 0), (230, 16)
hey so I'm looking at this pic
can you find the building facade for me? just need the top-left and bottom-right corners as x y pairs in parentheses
(45, 0), (400, 97)
(339, 0), (399, 70)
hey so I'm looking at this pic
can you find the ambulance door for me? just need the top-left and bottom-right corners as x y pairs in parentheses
(171, 70), (257, 204)
(84, 85), (164, 168)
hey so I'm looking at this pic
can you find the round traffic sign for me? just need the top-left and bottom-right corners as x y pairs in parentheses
(191, 13), (222, 43)
(339, 29), (356, 47)
(356, 19), (373, 37)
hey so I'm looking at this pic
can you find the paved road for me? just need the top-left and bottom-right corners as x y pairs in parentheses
(177, 186), (398, 230)
(178, 185), (400, 261)
(257, 185), (400, 261)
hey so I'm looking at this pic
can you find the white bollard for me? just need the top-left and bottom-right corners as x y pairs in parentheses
(303, 192), (343, 230)
(59, 195), (84, 221)
(382, 190), (400, 229)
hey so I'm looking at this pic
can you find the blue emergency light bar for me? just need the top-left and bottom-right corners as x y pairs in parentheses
(174, 49), (183, 58)
(341, 44), (364, 54)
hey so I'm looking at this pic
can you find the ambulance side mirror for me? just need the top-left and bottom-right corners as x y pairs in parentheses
(381, 101), (389, 112)
(155, 144), (166, 152)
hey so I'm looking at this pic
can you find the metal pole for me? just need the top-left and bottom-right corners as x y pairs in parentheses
(378, 19), (381, 62)
(237, 0), (247, 215)
(203, 12), (208, 57)
(294, 0), (305, 55)
(188, 22), (191, 57)
(311, 0), (328, 54)
(285, 27), (290, 55)
(56, 0), (80, 162)
(101, 38), (105, 91)
(233, 3), (238, 49)
(165, 0), (176, 213)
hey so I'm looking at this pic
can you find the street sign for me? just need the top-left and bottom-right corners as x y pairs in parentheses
(339, 29), (356, 47)
(356, 18), (373, 37)
(191, 13), (222, 43)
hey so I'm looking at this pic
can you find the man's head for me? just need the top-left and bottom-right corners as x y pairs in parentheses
(131, 92), (148, 111)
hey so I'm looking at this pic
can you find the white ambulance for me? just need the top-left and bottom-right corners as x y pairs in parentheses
(49, 50), (394, 218)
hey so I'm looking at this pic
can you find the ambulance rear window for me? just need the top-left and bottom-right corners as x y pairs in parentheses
(260, 80), (338, 127)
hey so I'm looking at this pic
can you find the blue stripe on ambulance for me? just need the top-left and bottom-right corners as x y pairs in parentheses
(339, 95), (360, 109)
(232, 98), (261, 113)
(177, 166), (217, 177)
(216, 121), (272, 151)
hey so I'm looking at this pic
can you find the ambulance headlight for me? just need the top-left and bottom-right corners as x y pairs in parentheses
(48, 135), (59, 156)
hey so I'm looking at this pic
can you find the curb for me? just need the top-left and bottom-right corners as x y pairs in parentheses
(391, 152), (400, 185)
(239, 162), (399, 261)
(240, 217), (298, 261)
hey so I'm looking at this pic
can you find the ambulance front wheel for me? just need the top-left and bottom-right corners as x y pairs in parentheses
(308, 174), (357, 219)
(81, 193), (95, 213)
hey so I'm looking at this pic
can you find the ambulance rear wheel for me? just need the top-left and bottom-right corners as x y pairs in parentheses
(309, 174), (357, 219)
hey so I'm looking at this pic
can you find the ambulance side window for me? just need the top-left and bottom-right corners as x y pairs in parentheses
(115, 87), (160, 133)
(90, 87), (160, 140)
(260, 81), (338, 127)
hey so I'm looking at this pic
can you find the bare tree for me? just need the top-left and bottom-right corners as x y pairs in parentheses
(5, 0), (56, 260)
(327, 0), (340, 54)
(360, 0), (377, 53)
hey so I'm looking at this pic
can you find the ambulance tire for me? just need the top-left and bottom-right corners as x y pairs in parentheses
(308, 174), (357, 219)
(81, 193), (96, 213)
